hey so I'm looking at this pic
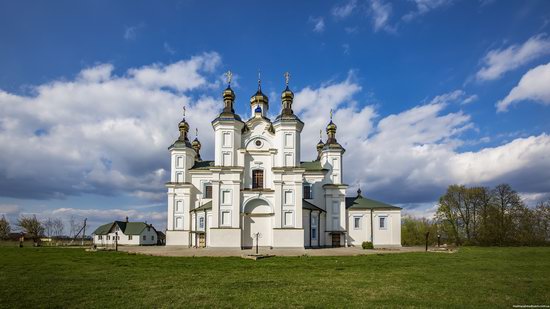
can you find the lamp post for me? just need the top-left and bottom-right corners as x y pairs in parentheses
(437, 234), (441, 248)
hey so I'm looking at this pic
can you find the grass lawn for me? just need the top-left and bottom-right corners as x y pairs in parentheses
(0, 246), (549, 308)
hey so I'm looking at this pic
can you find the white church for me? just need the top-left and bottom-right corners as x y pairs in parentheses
(165, 72), (401, 249)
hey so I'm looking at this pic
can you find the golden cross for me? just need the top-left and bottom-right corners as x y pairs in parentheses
(330, 108), (333, 120)
(319, 129), (322, 139)
(195, 128), (198, 137)
(224, 70), (233, 85)
(183, 106), (186, 117)
(257, 69), (261, 89)
(284, 71), (290, 86)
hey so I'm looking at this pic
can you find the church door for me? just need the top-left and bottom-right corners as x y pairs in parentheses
(331, 234), (341, 247)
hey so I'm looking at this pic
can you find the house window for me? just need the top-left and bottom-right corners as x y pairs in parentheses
(284, 211), (293, 227)
(199, 217), (205, 229)
(151, 235), (155, 240)
(303, 184), (312, 199)
(284, 190), (293, 205)
(311, 215), (318, 241)
(252, 170), (263, 189)
(98, 235), (102, 240)
(128, 235), (133, 240)
(221, 211), (231, 226)
(354, 217), (361, 230)
(379, 216), (387, 230)
(222, 190), (231, 205)
(107, 235), (110, 241)
(143, 235), (146, 240)
(204, 183), (212, 199)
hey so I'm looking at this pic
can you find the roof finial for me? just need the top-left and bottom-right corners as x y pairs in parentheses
(183, 106), (186, 117)
(330, 108), (333, 121)
(195, 128), (198, 138)
(224, 70), (233, 86)
(284, 71), (290, 87)
(257, 69), (261, 91)
(319, 129), (322, 139)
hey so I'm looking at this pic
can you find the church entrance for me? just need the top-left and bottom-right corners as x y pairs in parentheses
(242, 199), (273, 249)
(331, 233), (341, 247)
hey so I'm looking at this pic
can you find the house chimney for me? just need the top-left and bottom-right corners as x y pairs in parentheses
(125, 216), (129, 223)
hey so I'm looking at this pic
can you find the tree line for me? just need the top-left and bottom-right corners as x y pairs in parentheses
(0, 215), (86, 243)
(402, 184), (550, 246)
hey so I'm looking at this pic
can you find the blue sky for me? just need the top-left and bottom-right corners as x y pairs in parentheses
(1, 0), (550, 232)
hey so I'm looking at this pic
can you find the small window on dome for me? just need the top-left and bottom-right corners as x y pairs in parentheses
(255, 140), (262, 147)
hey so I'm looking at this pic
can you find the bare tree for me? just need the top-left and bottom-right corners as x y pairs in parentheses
(17, 215), (44, 243)
(0, 215), (11, 240)
(43, 217), (54, 237)
(52, 218), (64, 238)
(68, 216), (79, 238)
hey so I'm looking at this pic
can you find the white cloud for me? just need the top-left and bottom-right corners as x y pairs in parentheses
(428, 90), (478, 105)
(497, 62), (550, 112)
(0, 53), (222, 200)
(477, 34), (550, 81)
(124, 24), (144, 40)
(309, 16), (326, 33)
(163, 42), (176, 55)
(332, 0), (357, 19)
(295, 79), (550, 206)
(370, 0), (394, 32)
(403, 0), (453, 22)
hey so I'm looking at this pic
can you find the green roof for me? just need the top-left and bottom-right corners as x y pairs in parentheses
(303, 199), (325, 212)
(345, 195), (401, 210)
(190, 160), (214, 170)
(300, 161), (327, 172)
(192, 201), (212, 212)
(92, 221), (156, 235)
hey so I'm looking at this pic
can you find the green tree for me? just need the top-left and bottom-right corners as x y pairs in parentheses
(401, 216), (439, 246)
(17, 215), (44, 243)
(0, 215), (11, 240)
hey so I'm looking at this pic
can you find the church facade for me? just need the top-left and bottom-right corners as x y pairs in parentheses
(165, 73), (401, 248)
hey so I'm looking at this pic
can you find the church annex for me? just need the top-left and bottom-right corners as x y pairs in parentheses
(165, 72), (401, 248)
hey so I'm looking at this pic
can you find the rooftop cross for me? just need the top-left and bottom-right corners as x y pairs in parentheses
(183, 106), (186, 117)
(284, 71), (290, 86)
(330, 108), (333, 120)
(319, 129), (322, 139)
(224, 70), (232, 86)
(257, 69), (261, 90)
(195, 128), (198, 137)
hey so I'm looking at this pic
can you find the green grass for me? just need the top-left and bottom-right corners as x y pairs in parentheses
(0, 246), (549, 308)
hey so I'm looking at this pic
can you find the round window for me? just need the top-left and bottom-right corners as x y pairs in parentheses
(255, 140), (262, 147)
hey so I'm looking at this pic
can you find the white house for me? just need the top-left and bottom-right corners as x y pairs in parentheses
(166, 73), (401, 248)
(92, 218), (158, 246)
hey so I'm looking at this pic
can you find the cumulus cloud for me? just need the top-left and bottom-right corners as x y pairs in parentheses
(496, 62), (550, 112)
(0, 52), (222, 200)
(477, 34), (550, 81)
(295, 78), (550, 205)
(332, 0), (357, 19)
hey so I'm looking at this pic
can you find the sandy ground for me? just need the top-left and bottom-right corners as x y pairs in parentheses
(117, 245), (427, 257)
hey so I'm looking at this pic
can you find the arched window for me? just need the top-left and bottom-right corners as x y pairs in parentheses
(252, 170), (264, 189)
